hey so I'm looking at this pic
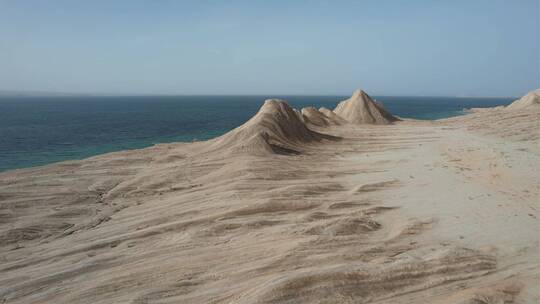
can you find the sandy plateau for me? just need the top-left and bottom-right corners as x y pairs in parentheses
(0, 90), (539, 303)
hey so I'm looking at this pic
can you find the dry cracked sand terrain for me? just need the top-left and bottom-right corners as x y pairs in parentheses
(0, 90), (539, 303)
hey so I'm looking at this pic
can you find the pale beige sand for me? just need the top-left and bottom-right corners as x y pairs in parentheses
(334, 90), (398, 124)
(0, 92), (539, 303)
(319, 107), (347, 125)
(301, 107), (331, 127)
(468, 88), (540, 113)
(506, 89), (540, 110)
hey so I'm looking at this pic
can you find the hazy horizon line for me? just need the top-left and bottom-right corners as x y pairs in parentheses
(0, 89), (519, 99)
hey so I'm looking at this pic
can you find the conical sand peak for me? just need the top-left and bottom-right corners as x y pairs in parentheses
(333, 89), (398, 124)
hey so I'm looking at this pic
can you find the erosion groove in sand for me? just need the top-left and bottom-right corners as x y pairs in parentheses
(0, 89), (539, 303)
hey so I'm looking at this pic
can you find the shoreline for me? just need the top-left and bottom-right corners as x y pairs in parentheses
(0, 110), (485, 175)
(0, 95), (514, 173)
(0, 92), (538, 303)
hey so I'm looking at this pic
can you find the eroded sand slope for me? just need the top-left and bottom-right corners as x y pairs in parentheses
(0, 91), (539, 303)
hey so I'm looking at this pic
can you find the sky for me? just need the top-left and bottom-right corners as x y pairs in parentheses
(0, 0), (539, 96)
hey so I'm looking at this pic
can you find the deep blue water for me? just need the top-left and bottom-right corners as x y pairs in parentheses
(0, 95), (513, 172)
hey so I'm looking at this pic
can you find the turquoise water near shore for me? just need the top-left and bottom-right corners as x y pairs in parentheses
(0, 95), (513, 172)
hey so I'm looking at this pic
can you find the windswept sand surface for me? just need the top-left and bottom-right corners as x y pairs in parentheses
(0, 98), (539, 303)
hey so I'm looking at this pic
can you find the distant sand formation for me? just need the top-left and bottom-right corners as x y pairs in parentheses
(319, 107), (347, 125)
(506, 89), (540, 110)
(334, 89), (398, 124)
(466, 89), (540, 113)
(207, 99), (334, 155)
(301, 106), (331, 127)
(206, 90), (399, 155)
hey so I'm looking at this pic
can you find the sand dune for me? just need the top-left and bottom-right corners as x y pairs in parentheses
(506, 89), (540, 110)
(301, 107), (331, 127)
(468, 88), (540, 113)
(0, 90), (539, 303)
(334, 90), (398, 124)
(205, 99), (335, 156)
(449, 89), (540, 145)
(319, 107), (347, 125)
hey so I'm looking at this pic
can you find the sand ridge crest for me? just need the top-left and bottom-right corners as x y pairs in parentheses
(301, 106), (332, 127)
(333, 89), (398, 125)
(205, 99), (336, 156)
(319, 107), (347, 125)
(506, 89), (540, 110)
(466, 88), (540, 113)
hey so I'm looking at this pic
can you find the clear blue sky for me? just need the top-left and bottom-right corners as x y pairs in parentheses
(1, 0), (538, 96)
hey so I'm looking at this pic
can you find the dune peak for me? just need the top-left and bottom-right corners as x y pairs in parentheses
(301, 106), (330, 127)
(333, 89), (398, 124)
(506, 89), (540, 110)
(207, 99), (327, 155)
(319, 107), (347, 125)
(351, 89), (368, 99)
